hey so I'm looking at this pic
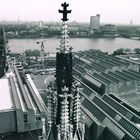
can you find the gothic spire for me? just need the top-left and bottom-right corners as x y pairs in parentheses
(57, 2), (73, 53)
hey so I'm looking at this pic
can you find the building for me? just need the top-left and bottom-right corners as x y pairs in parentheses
(90, 14), (100, 31)
(44, 57), (56, 68)
(0, 28), (8, 78)
(0, 66), (48, 140)
(45, 3), (85, 140)
(72, 49), (140, 140)
(0, 27), (48, 140)
(73, 50), (140, 96)
(68, 26), (79, 35)
(32, 47), (140, 140)
(101, 24), (118, 37)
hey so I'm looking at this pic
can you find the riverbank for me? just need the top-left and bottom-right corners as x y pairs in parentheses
(7, 34), (119, 39)
(7, 34), (140, 42)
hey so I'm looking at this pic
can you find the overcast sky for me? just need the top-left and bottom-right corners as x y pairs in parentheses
(0, 0), (140, 24)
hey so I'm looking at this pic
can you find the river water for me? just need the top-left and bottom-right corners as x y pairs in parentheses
(8, 37), (140, 54)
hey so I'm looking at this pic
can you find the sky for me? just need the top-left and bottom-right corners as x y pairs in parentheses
(0, 0), (140, 24)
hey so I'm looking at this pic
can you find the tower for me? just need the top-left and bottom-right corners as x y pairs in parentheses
(56, 3), (73, 139)
(40, 41), (45, 66)
(56, 2), (72, 125)
(0, 27), (8, 78)
(46, 2), (85, 140)
(130, 19), (133, 26)
(90, 14), (100, 31)
(36, 39), (46, 68)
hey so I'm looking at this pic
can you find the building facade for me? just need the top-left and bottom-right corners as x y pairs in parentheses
(90, 14), (100, 31)
(101, 24), (118, 37)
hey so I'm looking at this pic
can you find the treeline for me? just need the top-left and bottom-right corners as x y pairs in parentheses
(24, 49), (48, 61)
(24, 49), (40, 57)
(113, 48), (140, 55)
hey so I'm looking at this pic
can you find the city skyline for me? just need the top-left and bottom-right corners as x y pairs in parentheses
(0, 0), (140, 24)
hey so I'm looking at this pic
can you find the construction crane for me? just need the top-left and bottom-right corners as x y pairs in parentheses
(36, 38), (47, 69)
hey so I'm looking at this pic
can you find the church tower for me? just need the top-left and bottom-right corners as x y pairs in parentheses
(46, 2), (85, 140)
(56, 2), (72, 126)
(0, 27), (8, 78)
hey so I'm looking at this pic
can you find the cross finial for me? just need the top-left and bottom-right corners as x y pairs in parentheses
(58, 2), (71, 21)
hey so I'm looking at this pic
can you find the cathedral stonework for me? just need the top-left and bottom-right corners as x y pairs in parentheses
(46, 2), (85, 140)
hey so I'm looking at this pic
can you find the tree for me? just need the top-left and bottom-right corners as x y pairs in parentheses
(25, 49), (40, 56)
(24, 49), (40, 60)
(32, 49), (40, 60)
(24, 49), (32, 56)
(112, 48), (125, 55)
(124, 48), (131, 54)
(134, 48), (140, 54)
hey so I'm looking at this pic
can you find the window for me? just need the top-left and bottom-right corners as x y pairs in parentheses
(36, 117), (41, 121)
(24, 114), (29, 123)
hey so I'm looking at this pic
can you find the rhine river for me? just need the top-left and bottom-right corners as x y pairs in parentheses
(8, 37), (140, 54)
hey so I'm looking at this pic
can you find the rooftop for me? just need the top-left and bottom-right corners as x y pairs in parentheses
(0, 78), (14, 111)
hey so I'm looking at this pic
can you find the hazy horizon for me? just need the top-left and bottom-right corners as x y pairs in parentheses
(0, 0), (140, 25)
